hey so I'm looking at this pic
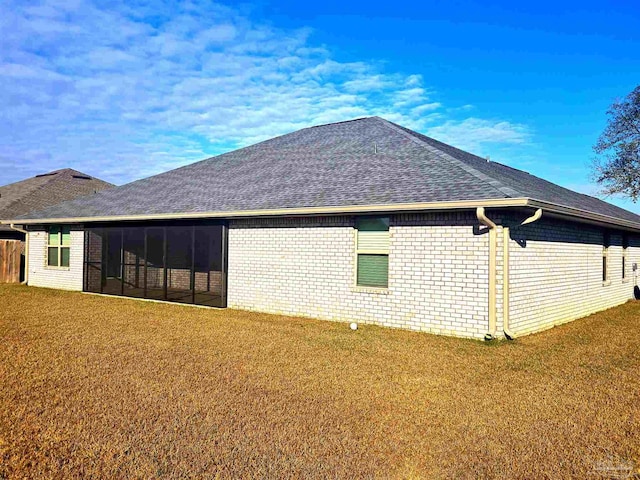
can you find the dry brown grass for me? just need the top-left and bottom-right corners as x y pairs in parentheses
(1, 284), (639, 479)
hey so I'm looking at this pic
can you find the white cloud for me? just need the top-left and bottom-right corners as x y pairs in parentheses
(426, 118), (531, 152)
(412, 103), (442, 115)
(0, 0), (532, 186)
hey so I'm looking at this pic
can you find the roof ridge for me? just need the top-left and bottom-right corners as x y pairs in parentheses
(173, 117), (380, 173)
(306, 116), (375, 129)
(373, 117), (523, 198)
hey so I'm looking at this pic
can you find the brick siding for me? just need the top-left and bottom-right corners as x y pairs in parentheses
(25, 211), (640, 340)
(508, 216), (640, 335)
(27, 226), (84, 291)
(227, 212), (491, 339)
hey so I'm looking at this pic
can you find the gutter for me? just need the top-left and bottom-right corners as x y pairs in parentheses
(502, 209), (543, 339)
(8, 223), (28, 285)
(527, 199), (640, 232)
(2, 197), (638, 232)
(476, 207), (498, 340)
(0, 198), (532, 225)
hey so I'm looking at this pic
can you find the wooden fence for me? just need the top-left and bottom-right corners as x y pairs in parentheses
(0, 240), (23, 283)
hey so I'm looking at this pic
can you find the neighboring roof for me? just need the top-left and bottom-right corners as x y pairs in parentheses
(0, 168), (113, 230)
(6, 117), (640, 229)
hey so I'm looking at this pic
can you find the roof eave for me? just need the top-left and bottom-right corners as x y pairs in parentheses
(0, 198), (529, 225)
(527, 199), (640, 232)
(3, 197), (640, 231)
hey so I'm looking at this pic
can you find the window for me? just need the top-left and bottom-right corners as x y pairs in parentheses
(602, 231), (610, 283)
(623, 234), (629, 280)
(356, 217), (389, 288)
(47, 226), (71, 268)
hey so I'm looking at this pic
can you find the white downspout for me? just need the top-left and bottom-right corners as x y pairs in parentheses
(502, 226), (513, 339)
(503, 208), (543, 339)
(476, 207), (497, 340)
(9, 223), (29, 285)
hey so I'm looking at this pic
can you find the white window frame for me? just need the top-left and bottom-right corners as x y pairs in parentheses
(47, 226), (71, 269)
(354, 217), (390, 291)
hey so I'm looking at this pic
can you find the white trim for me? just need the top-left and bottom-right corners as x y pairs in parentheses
(4, 196), (640, 232)
(1, 198), (529, 225)
(45, 225), (71, 268)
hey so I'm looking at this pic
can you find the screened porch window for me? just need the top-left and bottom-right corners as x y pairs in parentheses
(47, 226), (71, 267)
(84, 223), (227, 308)
(356, 217), (389, 288)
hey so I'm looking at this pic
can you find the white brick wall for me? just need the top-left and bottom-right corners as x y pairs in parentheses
(23, 213), (640, 340)
(27, 227), (84, 291)
(227, 213), (491, 339)
(508, 217), (640, 336)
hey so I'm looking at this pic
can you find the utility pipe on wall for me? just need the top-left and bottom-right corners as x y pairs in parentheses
(9, 223), (28, 285)
(476, 207), (497, 340)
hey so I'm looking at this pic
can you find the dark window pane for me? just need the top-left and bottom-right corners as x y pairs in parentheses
(120, 228), (145, 296)
(145, 227), (165, 300)
(123, 228), (145, 265)
(84, 228), (104, 293)
(60, 247), (70, 267)
(86, 229), (104, 263)
(357, 254), (389, 288)
(48, 247), (58, 266)
(85, 263), (102, 293)
(356, 217), (389, 232)
(194, 225), (224, 306)
(146, 228), (164, 268)
(166, 227), (194, 303)
(105, 229), (122, 279)
(103, 229), (123, 295)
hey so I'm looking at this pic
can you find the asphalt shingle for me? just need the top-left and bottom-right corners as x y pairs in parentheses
(12, 118), (640, 225)
(0, 169), (113, 229)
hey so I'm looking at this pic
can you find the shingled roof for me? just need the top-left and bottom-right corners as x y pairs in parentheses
(0, 168), (113, 230)
(7, 117), (640, 228)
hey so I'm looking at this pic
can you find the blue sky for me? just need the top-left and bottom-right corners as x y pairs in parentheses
(1, 0), (639, 211)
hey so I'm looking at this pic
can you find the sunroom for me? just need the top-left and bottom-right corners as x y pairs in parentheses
(83, 221), (228, 307)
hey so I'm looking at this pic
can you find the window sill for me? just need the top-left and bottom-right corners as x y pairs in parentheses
(602, 280), (611, 287)
(46, 266), (71, 271)
(622, 278), (631, 284)
(352, 286), (391, 294)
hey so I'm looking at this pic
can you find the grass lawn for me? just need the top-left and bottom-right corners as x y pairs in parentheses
(1, 285), (639, 478)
